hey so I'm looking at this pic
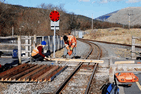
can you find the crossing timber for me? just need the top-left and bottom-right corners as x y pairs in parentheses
(46, 58), (104, 63)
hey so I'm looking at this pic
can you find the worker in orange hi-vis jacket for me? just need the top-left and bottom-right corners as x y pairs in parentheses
(31, 41), (51, 61)
(62, 35), (77, 58)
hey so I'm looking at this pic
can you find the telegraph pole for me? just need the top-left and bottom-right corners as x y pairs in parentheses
(128, 10), (133, 30)
(128, 12), (131, 30)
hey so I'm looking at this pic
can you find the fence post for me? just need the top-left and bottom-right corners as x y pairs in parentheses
(132, 36), (135, 59)
(60, 36), (63, 48)
(62, 37), (64, 48)
(55, 36), (57, 51)
(48, 36), (50, 50)
(60, 36), (62, 48)
(33, 35), (36, 49)
(56, 36), (57, 50)
(57, 36), (60, 50)
(18, 36), (21, 64)
(42, 36), (44, 41)
(52, 36), (54, 52)
(25, 36), (28, 57)
(29, 36), (32, 58)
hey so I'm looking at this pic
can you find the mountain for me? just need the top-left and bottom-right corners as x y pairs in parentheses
(96, 7), (141, 26)
(95, 10), (118, 21)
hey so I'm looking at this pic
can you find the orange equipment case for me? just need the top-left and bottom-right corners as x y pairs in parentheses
(115, 72), (139, 83)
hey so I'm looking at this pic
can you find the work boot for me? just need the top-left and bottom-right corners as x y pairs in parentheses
(31, 58), (35, 62)
(71, 56), (75, 59)
(62, 55), (66, 58)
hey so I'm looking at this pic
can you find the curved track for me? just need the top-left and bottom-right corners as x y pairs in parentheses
(54, 39), (102, 94)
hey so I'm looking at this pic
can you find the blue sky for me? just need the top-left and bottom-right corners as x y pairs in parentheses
(3, 0), (141, 19)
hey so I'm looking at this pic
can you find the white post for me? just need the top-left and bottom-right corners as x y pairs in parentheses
(33, 35), (36, 49)
(132, 36), (135, 59)
(52, 36), (54, 52)
(53, 26), (56, 58)
(58, 36), (60, 49)
(42, 36), (44, 41)
(18, 36), (21, 64)
(56, 35), (58, 50)
(48, 36), (50, 50)
(25, 36), (28, 57)
(29, 36), (32, 58)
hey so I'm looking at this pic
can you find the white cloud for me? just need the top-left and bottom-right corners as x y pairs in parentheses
(97, 0), (122, 3)
(92, 0), (141, 4)
(108, 0), (122, 1)
(78, 0), (90, 2)
(100, 0), (108, 3)
(126, 0), (141, 3)
(92, 1), (96, 3)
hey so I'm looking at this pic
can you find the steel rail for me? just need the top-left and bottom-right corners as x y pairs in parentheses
(85, 43), (102, 94)
(85, 63), (98, 94)
(54, 40), (93, 94)
(85, 41), (102, 94)
(77, 38), (141, 48)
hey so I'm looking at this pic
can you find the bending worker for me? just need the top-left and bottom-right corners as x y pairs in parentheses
(31, 41), (49, 61)
(63, 35), (77, 58)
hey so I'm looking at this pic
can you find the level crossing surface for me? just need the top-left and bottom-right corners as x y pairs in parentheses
(124, 74), (141, 94)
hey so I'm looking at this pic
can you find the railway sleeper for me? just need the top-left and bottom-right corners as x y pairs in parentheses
(0, 63), (67, 82)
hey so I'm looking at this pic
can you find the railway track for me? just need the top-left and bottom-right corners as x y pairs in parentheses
(78, 38), (141, 48)
(0, 39), (103, 93)
(54, 39), (102, 94)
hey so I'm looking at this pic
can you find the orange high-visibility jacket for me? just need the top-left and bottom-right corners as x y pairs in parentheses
(31, 44), (45, 57)
(64, 35), (77, 50)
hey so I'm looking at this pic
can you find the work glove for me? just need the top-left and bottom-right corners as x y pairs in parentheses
(70, 47), (73, 51)
(44, 56), (48, 60)
(68, 50), (72, 56)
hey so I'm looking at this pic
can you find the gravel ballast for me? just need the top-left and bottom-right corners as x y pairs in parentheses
(1, 40), (135, 94)
(1, 40), (90, 94)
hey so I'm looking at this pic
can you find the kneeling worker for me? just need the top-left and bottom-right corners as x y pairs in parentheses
(63, 35), (77, 58)
(31, 41), (48, 61)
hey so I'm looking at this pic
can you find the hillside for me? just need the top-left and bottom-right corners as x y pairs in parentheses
(95, 10), (118, 21)
(84, 28), (141, 45)
(0, 2), (123, 36)
(96, 7), (141, 26)
(107, 7), (141, 26)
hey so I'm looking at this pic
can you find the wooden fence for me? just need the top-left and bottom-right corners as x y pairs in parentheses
(0, 35), (64, 63)
(131, 36), (141, 59)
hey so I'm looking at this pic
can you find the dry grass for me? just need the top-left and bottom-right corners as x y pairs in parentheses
(84, 28), (141, 45)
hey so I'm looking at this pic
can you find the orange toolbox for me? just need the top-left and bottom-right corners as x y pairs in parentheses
(115, 72), (139, 83)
